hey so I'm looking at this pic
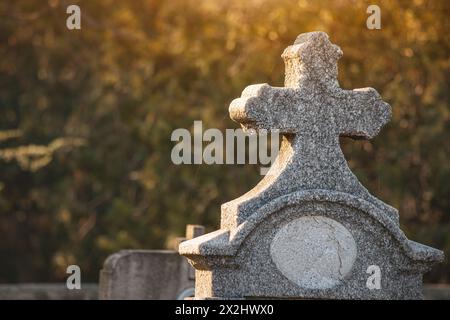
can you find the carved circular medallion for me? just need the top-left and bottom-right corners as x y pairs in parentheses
(270, 216), (356, 289)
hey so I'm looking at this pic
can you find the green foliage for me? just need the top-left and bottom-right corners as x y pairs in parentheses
(0, 0), (449, 282)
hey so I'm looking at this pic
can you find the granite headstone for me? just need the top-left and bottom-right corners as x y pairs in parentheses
(179, 32), (444, 299)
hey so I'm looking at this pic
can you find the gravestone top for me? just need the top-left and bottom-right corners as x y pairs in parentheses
(186, 225), (206, 241)
(226, 31), (397, 229)
(179, 31), (444, 300)
(173, 224), (206, 250)
(230, 31), (390, 138)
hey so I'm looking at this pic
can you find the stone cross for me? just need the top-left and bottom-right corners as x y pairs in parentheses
(224, 31), (396, 229)
(179, 32), (443, 300)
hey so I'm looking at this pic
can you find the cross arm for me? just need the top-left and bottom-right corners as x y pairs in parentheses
(229, 83), (298, 133)
(336, 87), (392, 140)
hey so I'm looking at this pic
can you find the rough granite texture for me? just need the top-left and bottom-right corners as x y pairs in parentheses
(179, 31), (444, 299)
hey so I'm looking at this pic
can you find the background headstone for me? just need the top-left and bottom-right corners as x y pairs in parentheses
(179, 32), (444, 299)
(99, 224), (204, 300)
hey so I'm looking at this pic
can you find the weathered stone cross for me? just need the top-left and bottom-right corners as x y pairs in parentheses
(223, 31), (397, 229)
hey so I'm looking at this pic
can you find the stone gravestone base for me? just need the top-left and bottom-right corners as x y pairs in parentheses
(183, 194), (440, 299)
(179, 32), (444, 300)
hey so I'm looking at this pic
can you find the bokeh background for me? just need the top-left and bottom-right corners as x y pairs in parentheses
(0, 0), (448, 283)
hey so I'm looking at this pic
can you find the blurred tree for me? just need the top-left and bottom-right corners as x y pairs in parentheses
(0, 0), (448, 282)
